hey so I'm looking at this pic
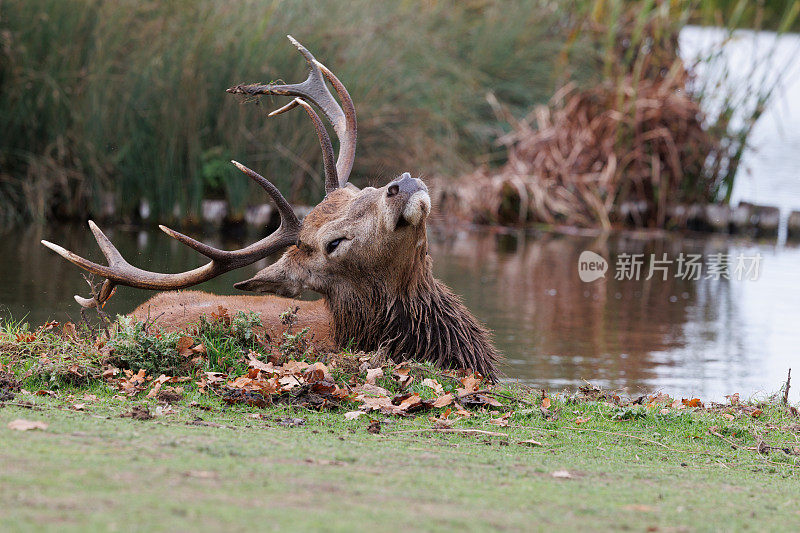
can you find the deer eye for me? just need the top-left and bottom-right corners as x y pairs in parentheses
(325, 238), (345, 254)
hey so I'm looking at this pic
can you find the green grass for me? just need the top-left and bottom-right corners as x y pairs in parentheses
(1, 314), (799, 531)
(0, 385), (798, 532)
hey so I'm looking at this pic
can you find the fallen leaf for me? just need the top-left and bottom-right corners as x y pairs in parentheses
(177, 336), (194, 357)
(518, 439), (544, 447)
(551, 470), (572, 479)
(750, 408), (763, 418)
(397, 393), (422, 411)
(454, 402), (472, 418)
(490, 412), (512, 426)
(574, 416), (590, 425)
(344, 411), (365, 420)
(722, 413), (735, 420)
(422, 378), (444, 395)
(82, 394), (98, 402)
(725, 393), (740, 405)
(72, 403), (86, 411)
(366, 368), (384, 385)
(62, 322), (78, 339)
(433, 393), (454, 408)
(367, 419), (381, 434)
(541, 397), (551, 409)
(681, 398), (703, 408)
(457, 373), (481, 396)
(355, 383), (390, 397)
(281, 360), (310, 375)
(303, 362), (331, 383)
(8, 419), (48, 431)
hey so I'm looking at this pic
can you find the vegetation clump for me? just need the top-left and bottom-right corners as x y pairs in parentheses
(436, 1), (799, 229)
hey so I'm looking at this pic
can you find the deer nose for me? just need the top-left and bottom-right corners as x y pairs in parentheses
(386, 172), (425, 197)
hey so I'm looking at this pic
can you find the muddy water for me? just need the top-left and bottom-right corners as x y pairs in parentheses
(0, 224), (797, 401)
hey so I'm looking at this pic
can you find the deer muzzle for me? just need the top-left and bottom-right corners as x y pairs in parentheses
(386, 173), (430, 229)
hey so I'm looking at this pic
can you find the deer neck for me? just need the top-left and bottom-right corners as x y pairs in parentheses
(324, 246), (500, 379)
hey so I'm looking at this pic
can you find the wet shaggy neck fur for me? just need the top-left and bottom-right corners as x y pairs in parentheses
(324, 246), (501, 380)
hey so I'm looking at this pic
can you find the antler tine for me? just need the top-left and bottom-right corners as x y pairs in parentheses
(227, 35), (357, 188)
(42, 161), (301, 299)
(270, 98), (338, 193)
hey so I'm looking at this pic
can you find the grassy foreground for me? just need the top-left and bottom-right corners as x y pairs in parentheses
(1, 387), (799, 532)
(1, 315), (799, 531)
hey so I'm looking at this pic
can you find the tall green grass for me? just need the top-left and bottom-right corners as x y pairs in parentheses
(2, 0), (794, 226)
(0, 0), (581, 224)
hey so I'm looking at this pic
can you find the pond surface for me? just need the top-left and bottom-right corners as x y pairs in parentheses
(0, 224), (797, 401)
(2, 27), (799, 401)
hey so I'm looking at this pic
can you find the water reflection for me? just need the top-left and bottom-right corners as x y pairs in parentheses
(429, 226), (798, 401)
(1, 225), (797, 401)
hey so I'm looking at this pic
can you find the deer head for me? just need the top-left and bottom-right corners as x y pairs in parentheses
(234, 172), (431, 298)
(42, 36), (500, 378)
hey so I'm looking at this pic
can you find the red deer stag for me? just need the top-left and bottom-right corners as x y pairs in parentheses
(42, 36), (500, 379)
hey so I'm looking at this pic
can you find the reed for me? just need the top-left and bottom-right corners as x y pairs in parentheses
(437, 0), (799, 228)
(0, 0), (578, 224)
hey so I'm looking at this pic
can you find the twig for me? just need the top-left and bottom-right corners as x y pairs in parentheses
(389, 428), (507, 437)
(459, 390), (537, 407)
(782, 368), (791, 407)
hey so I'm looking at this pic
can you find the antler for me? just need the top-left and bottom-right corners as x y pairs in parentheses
(227, 35), (357, 192)
(42, 35), (358, 308)
(42, 162), (300, 307)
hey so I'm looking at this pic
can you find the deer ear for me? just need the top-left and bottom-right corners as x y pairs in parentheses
(233, 259), (305, 298)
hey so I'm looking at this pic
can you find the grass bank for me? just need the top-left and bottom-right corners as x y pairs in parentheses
(1, 313), (798, 531)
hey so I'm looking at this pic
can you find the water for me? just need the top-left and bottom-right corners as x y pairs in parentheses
(681, 26), (800, 221)
(1, 224), (798, 401)
(2, 27), (799, 401)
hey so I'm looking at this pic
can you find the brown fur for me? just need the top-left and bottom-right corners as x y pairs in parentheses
(132, 176), (501, 380)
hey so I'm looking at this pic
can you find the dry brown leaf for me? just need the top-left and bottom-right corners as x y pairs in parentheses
(422, 378), (444, 395)
(359, 395), (394, 412)
(681, 398), (703, 408)
(725, 393), (740, 405)
(82, 394), (98, 402)
(72, 403), (86, 411)
(574, 416), (590, 425)
(62, 322), (78, 339)
(366, 368), (384, 385)
(541, 397), (552, 409)
(458, 374), (481, 395)
(490, 412), (512, 426)
(433, 393), (454, 408)
(345, 411), (365, 420)
(355, 383), (390, 397)
(518, 439), (544, 447)
(454, 402), (472, 418)
(551, 470), (572, 479)
(8, 419), (48, 431)
(750, 408), (763, 418)
(397, 393), (422, 412)
(303, 362), (331, 383)
(177, 336), (194, 356)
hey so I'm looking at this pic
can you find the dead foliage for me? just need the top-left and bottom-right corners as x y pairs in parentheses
(441, 66), (721, 229)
